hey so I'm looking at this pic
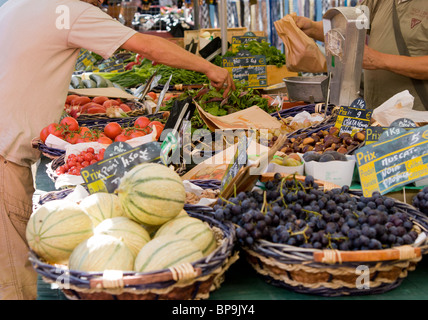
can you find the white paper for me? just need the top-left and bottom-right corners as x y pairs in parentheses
(63, 185), (90, 203)
(372, 90), (428, 126)
(304, 155), (356, 187)
(45, 134), (71, 150)
(54, 174), (85, 189)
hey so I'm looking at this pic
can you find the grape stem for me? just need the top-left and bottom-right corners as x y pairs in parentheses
(289, 225), (310, 243)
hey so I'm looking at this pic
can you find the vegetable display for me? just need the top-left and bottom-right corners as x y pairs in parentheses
(214, 40), (286, 68)
(97, 58), (208, 88)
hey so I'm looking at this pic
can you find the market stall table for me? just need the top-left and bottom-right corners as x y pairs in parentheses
(33, 156), (428, 300)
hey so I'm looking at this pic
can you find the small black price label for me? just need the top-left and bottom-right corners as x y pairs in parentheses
(80, 141), (162, 194)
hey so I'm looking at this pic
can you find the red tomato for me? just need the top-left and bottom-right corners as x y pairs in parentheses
(134, 116), (150, 128)
(40, 126), (50, 143)
(60, 117), (79, 132)
(65, 132), (81, 144)
(83, 152), (94, 162)
(86, 147), (95, 154)
(104, 122), (122, 140)
(81, 161), (90, 168)
(97, 136), (113, 145)
(47, 123), (65, 138)
(129, 130), (146, 139)
(114, 134), (130, 142)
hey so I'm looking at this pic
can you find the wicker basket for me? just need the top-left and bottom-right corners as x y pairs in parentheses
(241, 190), (428, 297)
(29, 209), (239, 300)
(32, 112), (168, 160)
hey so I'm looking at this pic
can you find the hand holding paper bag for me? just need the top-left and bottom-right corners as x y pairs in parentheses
(274, 14), (327, 74)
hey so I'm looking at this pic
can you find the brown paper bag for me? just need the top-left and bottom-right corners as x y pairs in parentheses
(274, 14), (327, 73)
(195, 103), (282, 131)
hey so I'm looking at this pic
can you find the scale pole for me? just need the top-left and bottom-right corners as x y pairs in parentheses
(220, 0), (228, 55)
(193, 0), (200, 30)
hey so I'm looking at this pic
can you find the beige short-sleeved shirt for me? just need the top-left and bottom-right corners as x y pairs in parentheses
(362, 0), (428, 110)
(0, 0), (137, 167)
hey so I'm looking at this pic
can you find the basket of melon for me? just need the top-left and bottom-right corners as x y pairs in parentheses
(27, 163), (238, 300)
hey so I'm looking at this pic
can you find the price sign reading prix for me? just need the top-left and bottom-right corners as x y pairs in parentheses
(222, 55), (267, 88)
(365, 118), (417, 145)
(80, 141), (162, 194)
(355, 125), (428, 197)
(231, 34), (267, 53)
(334, 99), (372, 136)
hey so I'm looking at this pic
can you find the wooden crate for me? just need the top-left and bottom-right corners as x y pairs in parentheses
(267, 65), (298, 86)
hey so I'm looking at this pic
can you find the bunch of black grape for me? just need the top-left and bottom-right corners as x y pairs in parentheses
(213, 173), (419, 250)
(412, 186), (428, 215)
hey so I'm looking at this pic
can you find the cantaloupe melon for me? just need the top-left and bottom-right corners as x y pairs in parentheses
(94, 217), (151, 257)
(134, 235), (203, 272)
(68, 234), (134, 272)
(79, 192), (124, 227)
(26, 199), (93, 264)
(116, 163), (186, 226)
(154, 216), (217, 256)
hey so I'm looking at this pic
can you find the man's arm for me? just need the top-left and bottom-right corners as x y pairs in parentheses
(121, 33), (235, 97)
(363, 45), (428, 80)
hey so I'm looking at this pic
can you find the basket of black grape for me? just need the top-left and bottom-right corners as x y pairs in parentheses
(213, 173), (428, 297)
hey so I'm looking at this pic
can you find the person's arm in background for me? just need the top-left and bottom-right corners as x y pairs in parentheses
(293, 15), (428, 81)
(293, 16), (325, 42)
(363, 46), (428, 81)
(121, 33), (235, 97)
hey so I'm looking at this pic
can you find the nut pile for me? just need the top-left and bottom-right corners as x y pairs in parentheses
(280, 127), (365, 155)
(186, 189), (220, 205)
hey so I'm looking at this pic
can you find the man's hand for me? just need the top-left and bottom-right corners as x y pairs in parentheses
(363, 45), (385, 70)
(206, 65), (236, 98)
(294, 16), (313, 36)
(292, 15), (325, 42)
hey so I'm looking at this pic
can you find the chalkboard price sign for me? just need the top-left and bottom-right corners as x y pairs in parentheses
(334, 103), (372, 136)
(231, 35), (267, 53)
(365, 118), (417, 145)
(80, 141), (162, 194)
(223, 55), (267, 88)
(221, 133), (249, 192)
(355, 125), (428, 197)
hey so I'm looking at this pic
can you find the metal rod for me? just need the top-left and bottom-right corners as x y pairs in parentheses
(220, 0), (228, 55)
(193, 0), (200, 30)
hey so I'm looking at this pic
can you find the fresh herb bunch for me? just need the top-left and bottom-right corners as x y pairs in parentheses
(101, 58), (209, 88)
(161, 81), (274, 131)
(219, 40), (286, 68)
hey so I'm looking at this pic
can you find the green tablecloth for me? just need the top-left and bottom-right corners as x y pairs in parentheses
(34, 156), (428, 300)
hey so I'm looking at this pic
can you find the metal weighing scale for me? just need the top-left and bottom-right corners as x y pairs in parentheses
(323, 7), (368, 107)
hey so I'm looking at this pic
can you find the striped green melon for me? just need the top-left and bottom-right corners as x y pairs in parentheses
(69, 234), (134, 272)
(154, 216), (217, 256)
(134, 235), (203, 272)
(79, 192), (125, 227)
(26, 199), (93, 264)
(116, 163), (186, 226)
(94, 217), (151, 257)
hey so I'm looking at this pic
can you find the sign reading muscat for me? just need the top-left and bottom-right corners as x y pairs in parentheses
(355, 125), (428, 197)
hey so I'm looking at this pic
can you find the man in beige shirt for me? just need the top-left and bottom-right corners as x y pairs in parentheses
(0, 0), (234, 300)
(293, 0), (428, 110)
